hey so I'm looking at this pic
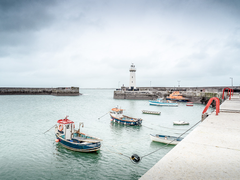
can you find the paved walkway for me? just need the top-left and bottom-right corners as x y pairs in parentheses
(140, 94), (240, 180)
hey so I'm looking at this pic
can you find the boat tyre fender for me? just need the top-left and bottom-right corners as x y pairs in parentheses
(131, 154), (141, 163)
(58, 124), (63, 131)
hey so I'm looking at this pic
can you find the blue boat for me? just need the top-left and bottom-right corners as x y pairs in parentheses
(55, 116), (102, 152)
(149, 98), (178, 107)
(110, 107), (142, 126)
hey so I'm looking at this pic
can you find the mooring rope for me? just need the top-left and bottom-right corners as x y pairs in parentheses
(43, 124), (57, 134)
(140, 119), (202, 159)
(103, 119), (202, 164)
(98, 112), (110, 120)
(142, 124), (191, 132)
(102, 144), (130, 159)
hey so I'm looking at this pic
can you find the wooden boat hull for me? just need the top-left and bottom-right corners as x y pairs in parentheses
(173, 121), (189, 125)
(56, 133), (101, 152)
(110, 114), (142, 126)
(142, 110), (161, 115)
(150, 134), (183, 145)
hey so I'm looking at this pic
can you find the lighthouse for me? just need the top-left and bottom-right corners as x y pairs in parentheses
(129, 63), (136, 90)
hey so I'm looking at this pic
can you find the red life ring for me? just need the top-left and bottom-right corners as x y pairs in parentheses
(58, 124), (63, 131)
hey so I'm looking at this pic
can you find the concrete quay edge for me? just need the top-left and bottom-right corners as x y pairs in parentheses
(140, 94), (240, 180)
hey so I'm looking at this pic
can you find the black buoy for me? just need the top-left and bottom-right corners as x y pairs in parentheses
(130, 154), (141, 164)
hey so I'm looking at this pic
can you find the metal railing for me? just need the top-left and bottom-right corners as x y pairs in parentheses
(202, 97), (220, 116)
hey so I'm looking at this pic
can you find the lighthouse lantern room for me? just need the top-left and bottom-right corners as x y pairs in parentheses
(129, 63), (136, 90)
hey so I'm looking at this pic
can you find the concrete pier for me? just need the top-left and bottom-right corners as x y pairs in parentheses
(140, 94), (240, 179)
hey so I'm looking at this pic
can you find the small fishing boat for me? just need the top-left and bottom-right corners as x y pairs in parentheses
(150, 134), (183, 145)
(173, 121), (189, 125)
(142, 110), (161, 115)
(186, 102), (193, 106)
(149, 98), (178, 107)
(110, 107), (142, 126)
(55, 116), (102, 152)
(166, 91), (189, 102)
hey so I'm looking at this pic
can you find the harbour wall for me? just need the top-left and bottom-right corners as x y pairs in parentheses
(0, 87), (80, 96)
(114, 86), (240, 104)
(140, 94), (240, 179)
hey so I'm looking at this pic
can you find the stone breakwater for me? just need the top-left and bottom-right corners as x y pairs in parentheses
(0, 87), (80, 96)
(114, 86), (240, 104)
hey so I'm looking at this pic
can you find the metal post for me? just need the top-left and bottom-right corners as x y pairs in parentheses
(230, 77), (233, 88)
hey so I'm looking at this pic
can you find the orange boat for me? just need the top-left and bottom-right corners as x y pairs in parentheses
(166, 91), (189, 102)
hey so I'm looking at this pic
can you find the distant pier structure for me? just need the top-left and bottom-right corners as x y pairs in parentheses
(114, 64), (240, 102)
(0, 87), (80, 96)
(114, 86), (240, 103)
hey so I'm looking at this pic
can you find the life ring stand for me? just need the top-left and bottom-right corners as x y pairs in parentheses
(58, 124), (63, 131)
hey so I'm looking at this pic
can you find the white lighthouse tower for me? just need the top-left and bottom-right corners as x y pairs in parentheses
(129, 63), (136, 90)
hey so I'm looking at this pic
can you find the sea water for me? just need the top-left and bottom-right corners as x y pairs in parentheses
(0, 89), (212, 180)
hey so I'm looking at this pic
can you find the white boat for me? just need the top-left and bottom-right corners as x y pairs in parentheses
(173, 121), (189, 125)
(142, 110), (161, 115)
(149, 98), (178, 107)
(150, 134), (183, 145)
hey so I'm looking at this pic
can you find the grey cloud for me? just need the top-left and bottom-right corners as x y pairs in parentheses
(0, 0), (56, 32)
(0, 0), (240, 88)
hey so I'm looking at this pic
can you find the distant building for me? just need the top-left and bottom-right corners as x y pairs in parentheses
(129, 63), (136, 90)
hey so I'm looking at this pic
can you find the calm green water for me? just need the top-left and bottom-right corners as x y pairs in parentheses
(0, 89), (212, 180)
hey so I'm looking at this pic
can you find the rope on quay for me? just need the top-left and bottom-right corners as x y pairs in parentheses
(220, 109), (240, 113)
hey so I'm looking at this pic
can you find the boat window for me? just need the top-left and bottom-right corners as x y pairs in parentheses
(66, 124), (69, 129)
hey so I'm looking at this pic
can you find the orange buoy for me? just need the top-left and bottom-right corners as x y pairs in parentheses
(58, 124), (63, 131)
(55, 139), (59, 142)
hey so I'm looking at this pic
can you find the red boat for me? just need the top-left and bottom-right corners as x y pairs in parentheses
(186, 102), (193, 106)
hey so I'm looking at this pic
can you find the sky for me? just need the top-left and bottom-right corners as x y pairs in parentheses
(0, 0), (240, 88)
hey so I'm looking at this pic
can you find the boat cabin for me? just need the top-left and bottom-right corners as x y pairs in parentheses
(57, 116), (75, 140)
(110, 107), (124, 119)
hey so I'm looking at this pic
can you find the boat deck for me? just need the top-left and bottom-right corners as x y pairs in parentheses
(73, 136), (101, 143)
(140, 94), (240, 179)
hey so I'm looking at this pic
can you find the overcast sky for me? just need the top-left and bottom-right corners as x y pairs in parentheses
(0, 0), (239, 88)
